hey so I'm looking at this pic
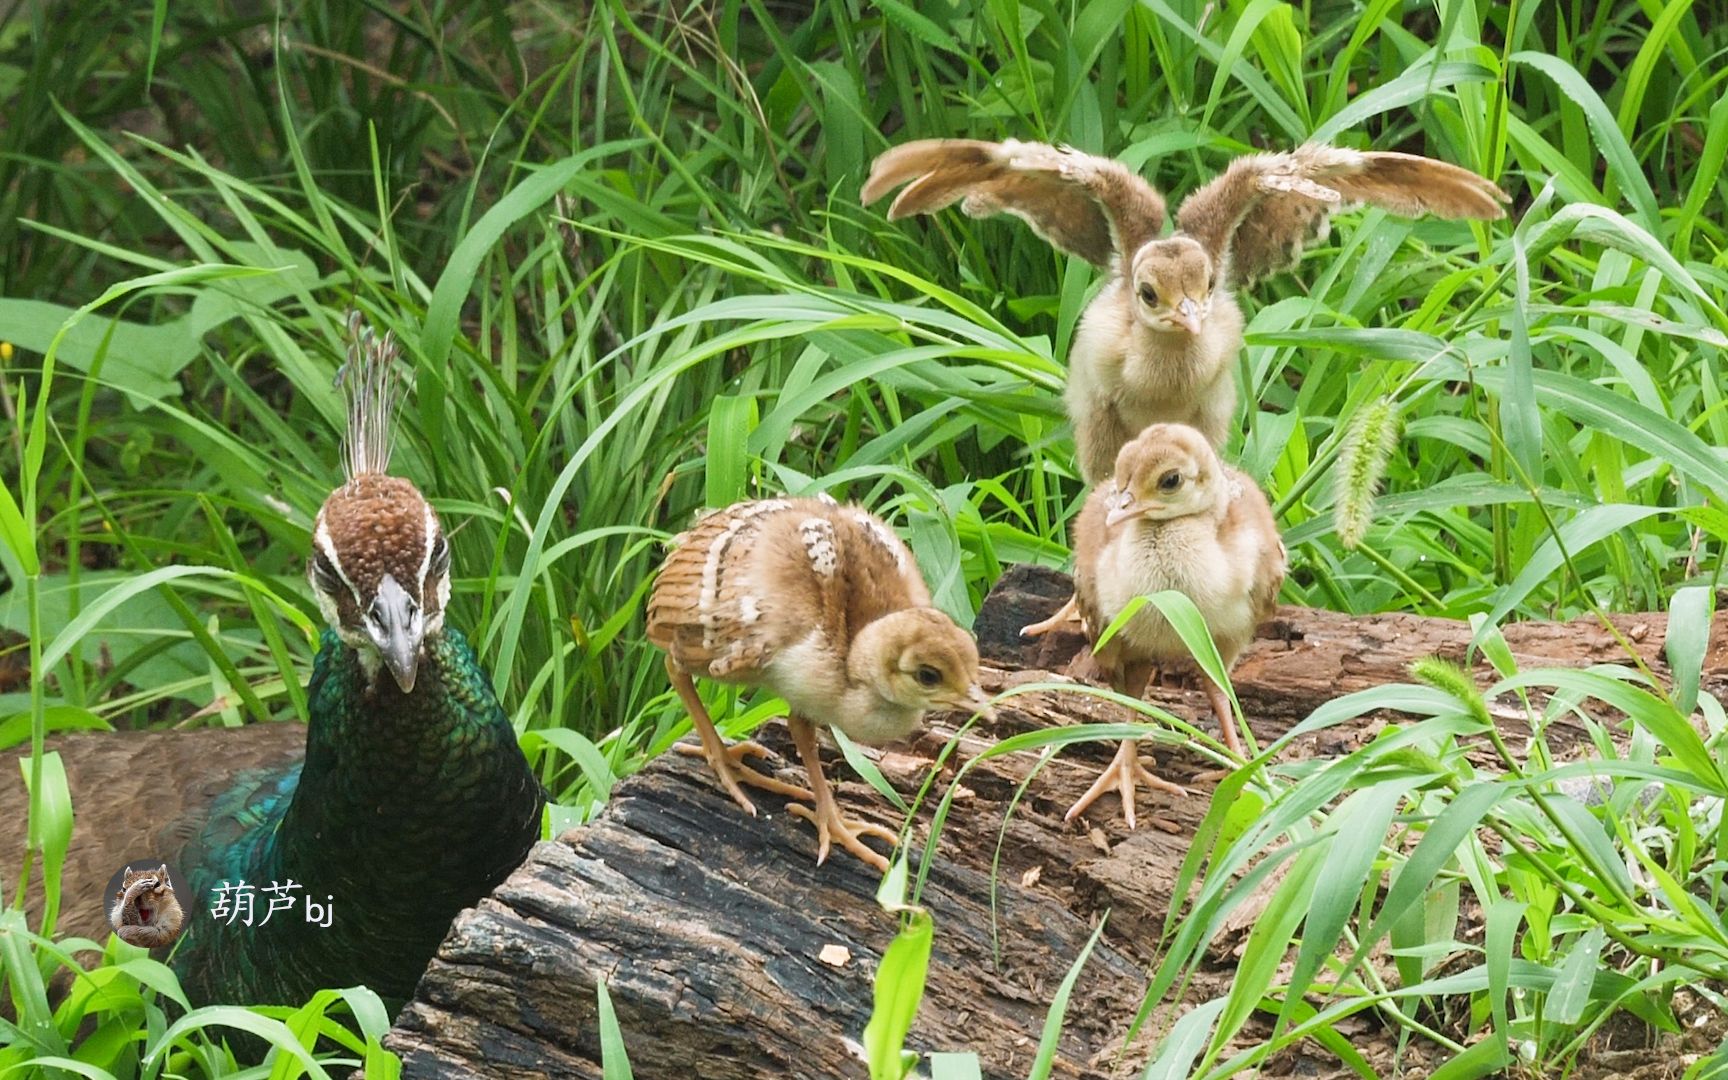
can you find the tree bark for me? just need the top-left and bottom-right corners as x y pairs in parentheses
(387, 565), (1727, 1079)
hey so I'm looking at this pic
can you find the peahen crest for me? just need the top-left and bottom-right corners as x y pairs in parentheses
(336, 310), (407, 481)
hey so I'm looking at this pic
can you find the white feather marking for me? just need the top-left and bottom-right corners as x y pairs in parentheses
(800, 517), (839, 577)
(699, 514), (752, 644)
(416, 504), (438, 591)
(738, 595), (761, 624)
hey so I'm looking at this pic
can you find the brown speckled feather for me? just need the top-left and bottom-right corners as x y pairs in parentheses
(316, 474), (430, 595)
(646, 498), (927, 681)
(0, 725), (306, 946)
(863, 139), (1166, 278)
(1175, 145), (1508, 289)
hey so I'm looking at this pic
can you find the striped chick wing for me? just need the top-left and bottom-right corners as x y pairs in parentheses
(647, 498), (815, 681)
(647, 497), (932, 685)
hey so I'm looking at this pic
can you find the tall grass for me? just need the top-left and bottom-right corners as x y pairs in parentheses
(2, 0), (1725, 1075)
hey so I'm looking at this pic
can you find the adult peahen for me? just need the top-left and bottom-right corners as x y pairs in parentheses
(1, 315), (545, 1009)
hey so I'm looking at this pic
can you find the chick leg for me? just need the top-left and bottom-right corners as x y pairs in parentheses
(1063, 738), (1187, 829)
(666, 658), (814, 814)
(784, 716), (898, 872)
(1203, 675), (1246, 759)
(1021, 594), (1082, 638)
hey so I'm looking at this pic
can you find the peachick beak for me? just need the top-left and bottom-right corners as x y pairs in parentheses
(1105, 500), (1162, 528)
(1175, 297), (1203, 335)
(368, 574), (424, 694)
(958, 685), (998, 721)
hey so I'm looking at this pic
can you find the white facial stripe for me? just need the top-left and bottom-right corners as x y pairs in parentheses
(312, 515), (365, 607)
(416, 503), (439, 591)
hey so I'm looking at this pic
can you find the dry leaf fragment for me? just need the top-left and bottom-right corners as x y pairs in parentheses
(818, 944), (852, 968)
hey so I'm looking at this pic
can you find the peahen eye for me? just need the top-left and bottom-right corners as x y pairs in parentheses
(1158, 470), (1183, 492)
(311, 550), (344, 594)
(428, 533), (450, 578)
(916, 665), (942, 688)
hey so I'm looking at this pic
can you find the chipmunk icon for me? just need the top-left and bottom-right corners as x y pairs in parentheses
(109, 863), (185, 948)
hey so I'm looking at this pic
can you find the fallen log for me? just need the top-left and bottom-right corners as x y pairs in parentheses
(387, 566), (1727, 1079)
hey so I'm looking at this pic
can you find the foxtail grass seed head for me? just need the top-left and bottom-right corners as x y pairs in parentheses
(1411, 656), (1493, 728)
(1334, 397), (1402, 550)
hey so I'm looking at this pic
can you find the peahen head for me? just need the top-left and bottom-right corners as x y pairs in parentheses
(311, 476), (449, 694)
(308, 312), (447, 694)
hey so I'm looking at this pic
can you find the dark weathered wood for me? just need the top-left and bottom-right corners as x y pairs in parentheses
(389, 567), (1728, 1078)
(387, 748), (1149, 1079)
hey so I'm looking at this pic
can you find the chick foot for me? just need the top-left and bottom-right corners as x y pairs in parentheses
(1064, 738), (1187, 830)
(1021, 594), (1082, 638)
(673, 739), (815, 812)
(668, 656), (814, 815)
(788, 716), (899, 872)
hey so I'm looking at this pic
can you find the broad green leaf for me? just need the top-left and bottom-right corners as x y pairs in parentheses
(862, 908), (934, 1080)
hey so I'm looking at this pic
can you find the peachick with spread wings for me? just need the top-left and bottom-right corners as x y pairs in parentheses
(863, 138), (1509, 482)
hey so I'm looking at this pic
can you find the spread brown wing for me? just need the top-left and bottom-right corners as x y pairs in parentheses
(863, 138), (1166, 278)
(1175, 144), (1509, 290)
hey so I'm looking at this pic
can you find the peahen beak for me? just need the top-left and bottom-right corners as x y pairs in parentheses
(368, 574), (424, 694)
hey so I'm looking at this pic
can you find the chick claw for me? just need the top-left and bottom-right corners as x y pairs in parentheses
(1064, 738), (1187, 830)
(675, 739), (815, 815)
(787, 801), (899, 872)
(1021, 594), (1082, 638)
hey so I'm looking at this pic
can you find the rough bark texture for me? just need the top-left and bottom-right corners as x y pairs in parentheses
(387, 565), (1728, 1079)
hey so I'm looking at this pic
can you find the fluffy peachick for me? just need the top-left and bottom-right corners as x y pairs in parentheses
(1065, 423), (1286, 827)
(647, 496), (992, 871)
(863, 138), (1507, 480)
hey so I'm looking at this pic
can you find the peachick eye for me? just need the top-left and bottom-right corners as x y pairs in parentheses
(916, 665), (942, 688)
(1138, 284), (1157, 305)
(1159, 471), (1182, 491)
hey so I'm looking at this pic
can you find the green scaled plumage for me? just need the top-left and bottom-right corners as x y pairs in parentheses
(170, 626), (544, 1008)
